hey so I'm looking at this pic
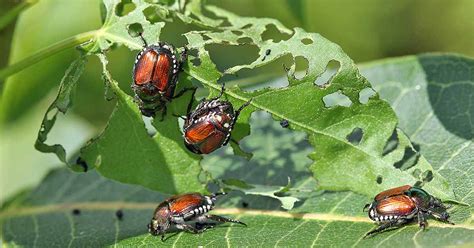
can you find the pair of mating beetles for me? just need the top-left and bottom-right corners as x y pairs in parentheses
(132, 34), (250, 154)
(149, 185), (453, 241)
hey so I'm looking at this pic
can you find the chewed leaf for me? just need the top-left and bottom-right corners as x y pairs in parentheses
(183, 4), (454, 200)
(222, 178), (299, 210)
(35, 57), (87, 170)
(361, 53), (474, 222)
(79, 54), (203, 194)
(82, 0), (165, 53)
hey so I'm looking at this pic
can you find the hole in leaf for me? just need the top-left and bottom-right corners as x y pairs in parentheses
(115, 0), (136, 17)
(237, 37), (253, 44)
(314, 60), (340, 88)
(293, 56), (309, 80)
(393, 146), (420, 171)
(323, 90), (352, 108)
(376, 175), (383, 184)
(46, 108), (58, 120)
(382, 129), (399, 156)
(207, 43), (259, 72)
(219, 19), (232, 27)
(191, 57), (201, 66)
(359, 87), (377, 104)
(232, 30), (243, 36)
(414, 181), (423, 188)
(222, 54), (292, 91)
(127, 23), (143, 38)
(142, 116), (157, 137)
(422, 170), (433, 182)
(346, 127), (363, 145)
(262, 24), (291, 42)
(301, 38), (313, 45)
(412, 168), (422, 178)
(143, 6), (160, 24)
(242, 24), (252, 29)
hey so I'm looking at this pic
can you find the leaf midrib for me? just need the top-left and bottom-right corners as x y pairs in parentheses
(1, 203), (472, 230)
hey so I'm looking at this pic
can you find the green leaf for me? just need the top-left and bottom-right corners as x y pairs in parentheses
(83, 0), (165, 53)
(184, 4), (454, 200)
(34, 57), (87, 169)
(2, 114), (472, 246)
(222, 178), (299, 210)
(80, 54), (203, 194)
(32, 0), (454, 204)
(361, 53), (474, 222)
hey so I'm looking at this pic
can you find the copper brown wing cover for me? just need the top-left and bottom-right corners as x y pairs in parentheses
(168, 193), (204, 214)
(374, 185), (411, 201)
(375, 195), (416, 216)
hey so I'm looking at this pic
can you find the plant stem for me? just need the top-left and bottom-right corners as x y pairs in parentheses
(0, 0), (38, 31)
(0, 31), (97, 81)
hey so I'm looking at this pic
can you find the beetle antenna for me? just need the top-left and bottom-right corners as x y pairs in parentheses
(138, 32), (148, 47)
(363, 203), (370, 212)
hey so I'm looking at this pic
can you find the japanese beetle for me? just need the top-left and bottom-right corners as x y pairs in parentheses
(148, 192), (246, 241)
(132, 34), (189, 118)
(183, 84), (251, 154)
(363, 185), (454, 237)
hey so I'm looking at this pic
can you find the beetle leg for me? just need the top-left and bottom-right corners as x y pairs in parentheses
(364, 219), (409, 238)
(196, 222), (217, 231)
(176, 223), (210, 234)
(206, 214), (247, 226)
(417, 211), (427, 230)
(173, 87), (197, 99)
(234, 98), (253, 119)
(187, 88), (197, 114)
(426, 209), (455, 225)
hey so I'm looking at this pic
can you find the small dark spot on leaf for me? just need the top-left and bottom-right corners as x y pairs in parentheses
(242, 201), (249, 208)
(422, 170), (433, 182)
(265, 49), (271, 56)
(346, 127), (363, 145)
(376, 175), (383, 184)
(301, 38), (313, 45)
(116, 210), (124, 220)
(280, 119), (289, 128)
(127, 23), (143, 38)
(115, 0), (136, 17)
(72, 209), (81, 215)
(76, 157), (88, 172)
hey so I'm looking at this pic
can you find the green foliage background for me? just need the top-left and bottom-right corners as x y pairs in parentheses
(0, 0), (473, 247)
